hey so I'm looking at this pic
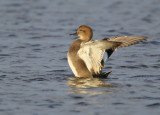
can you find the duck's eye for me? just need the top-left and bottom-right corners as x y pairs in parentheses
(79, 30), (84, 32)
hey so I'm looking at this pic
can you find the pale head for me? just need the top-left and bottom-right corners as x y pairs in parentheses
(76, 25), (93, 41)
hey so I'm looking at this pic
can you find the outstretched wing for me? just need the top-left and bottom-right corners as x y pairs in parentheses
(103, 36), (148, 58)
(78, 40), (121, 74)
(107, 36), (148, 49)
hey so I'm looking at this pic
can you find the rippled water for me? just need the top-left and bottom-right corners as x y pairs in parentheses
(0, 0), (160, 115)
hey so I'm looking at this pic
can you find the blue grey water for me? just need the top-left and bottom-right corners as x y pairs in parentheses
(0, 0), (160, 115)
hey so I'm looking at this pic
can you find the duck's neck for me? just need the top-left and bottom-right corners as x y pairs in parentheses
(79, 36), (91, 41)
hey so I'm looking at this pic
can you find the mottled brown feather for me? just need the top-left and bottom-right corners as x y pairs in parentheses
(107, 36), (148, 49)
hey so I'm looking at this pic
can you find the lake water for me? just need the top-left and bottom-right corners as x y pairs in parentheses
(0, 0), (160, 115)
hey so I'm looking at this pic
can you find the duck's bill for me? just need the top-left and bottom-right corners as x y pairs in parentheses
(70, 32), (78, 36)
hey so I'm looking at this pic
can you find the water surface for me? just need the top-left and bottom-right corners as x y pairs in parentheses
(0, 0), (160, 115)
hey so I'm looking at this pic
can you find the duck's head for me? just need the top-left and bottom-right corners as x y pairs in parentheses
(70, 25), (93, 41)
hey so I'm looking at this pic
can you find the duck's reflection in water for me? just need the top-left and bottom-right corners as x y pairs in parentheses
(67, 75), (117, 95)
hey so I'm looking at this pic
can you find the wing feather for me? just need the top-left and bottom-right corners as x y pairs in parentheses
(107, 36), (148, 49)
(78, 40), (121, 74)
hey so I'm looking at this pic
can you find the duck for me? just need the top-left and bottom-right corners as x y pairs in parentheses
(67, 25), (148, 78)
